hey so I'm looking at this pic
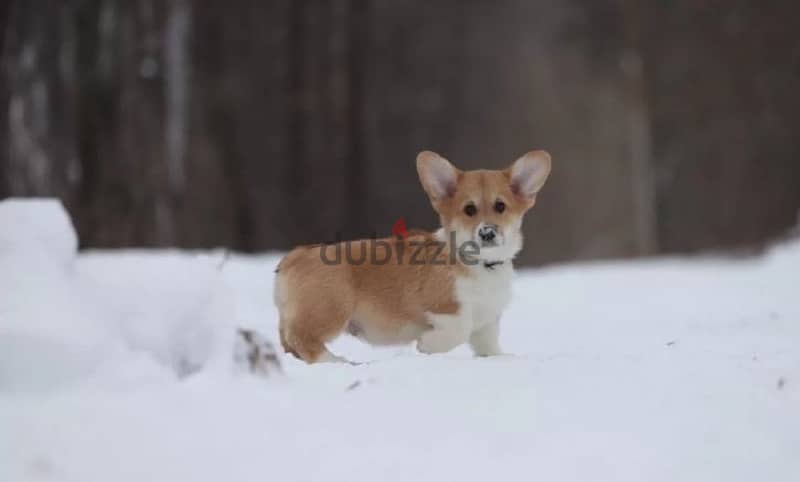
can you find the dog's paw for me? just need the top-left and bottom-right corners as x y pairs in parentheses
(473, 350), (508, 357)
(234, 329), (281, 377)
(416, 329), (465, 354)
(416, 337), (437, 355)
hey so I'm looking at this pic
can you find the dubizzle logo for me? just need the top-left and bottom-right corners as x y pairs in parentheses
(391, 216), (408, 239)
(319, 217), (480, 266)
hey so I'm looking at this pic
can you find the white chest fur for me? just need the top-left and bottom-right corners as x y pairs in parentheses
(455, 263), (513, 330)
(417, 262), (513, 355)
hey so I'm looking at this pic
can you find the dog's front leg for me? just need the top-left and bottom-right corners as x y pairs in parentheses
(469, 318), (504, 356)
(417, 312), (472, 354)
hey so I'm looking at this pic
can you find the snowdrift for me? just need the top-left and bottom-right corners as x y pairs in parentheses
(0, 199), (261, 393)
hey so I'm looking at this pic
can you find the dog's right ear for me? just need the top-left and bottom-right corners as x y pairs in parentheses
(417, 151), (460, 201)
(508, 150), (551, 200)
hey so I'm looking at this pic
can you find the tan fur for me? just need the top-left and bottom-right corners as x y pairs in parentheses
(275, 150), (551, 363)
(275, 233), (465, 362)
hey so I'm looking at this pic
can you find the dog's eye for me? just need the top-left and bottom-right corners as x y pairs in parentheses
(463, 204), (477, 216)
(494, 201), (506, 213)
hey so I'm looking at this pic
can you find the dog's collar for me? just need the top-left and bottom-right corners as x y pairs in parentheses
(483, 260), (505, 270)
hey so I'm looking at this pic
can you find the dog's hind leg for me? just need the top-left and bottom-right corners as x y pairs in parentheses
(281, 318), (350, 363)
(274, 263), (354, 364)
(279, 301), (354, 364)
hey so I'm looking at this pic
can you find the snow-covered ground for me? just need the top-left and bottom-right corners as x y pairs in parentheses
(1, 199), (798, 482)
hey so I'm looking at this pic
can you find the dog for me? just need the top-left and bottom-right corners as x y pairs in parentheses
(274, 150), (551, 363)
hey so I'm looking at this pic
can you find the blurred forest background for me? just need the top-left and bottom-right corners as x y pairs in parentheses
(1, 0), (799, 266)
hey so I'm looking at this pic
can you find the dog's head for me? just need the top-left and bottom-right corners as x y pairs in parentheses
(417, 150), (551, 263)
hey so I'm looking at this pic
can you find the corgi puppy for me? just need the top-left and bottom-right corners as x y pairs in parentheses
(274, 150), (551, 363)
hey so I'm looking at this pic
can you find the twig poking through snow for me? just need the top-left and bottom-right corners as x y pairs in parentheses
(235, 329), (281, 377)
(216, 250), (231, 271)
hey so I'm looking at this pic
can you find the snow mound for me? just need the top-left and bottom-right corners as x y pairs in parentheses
(0, 199), (120, 392)
(76, 251), (244, 378)
(0, 198), (265, 394)
(0, 198), (77, 269)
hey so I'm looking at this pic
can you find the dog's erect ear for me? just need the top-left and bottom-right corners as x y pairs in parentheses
(417, 151), (460, 201)
(508, 150), (551, 199)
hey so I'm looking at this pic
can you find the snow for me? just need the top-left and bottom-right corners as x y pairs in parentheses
(0, 199), (116, 393)
(0, 199), (77, 268)
(1, 198), (798, 482)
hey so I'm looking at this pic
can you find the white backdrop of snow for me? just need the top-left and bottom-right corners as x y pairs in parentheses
(0, 198), (798, 482)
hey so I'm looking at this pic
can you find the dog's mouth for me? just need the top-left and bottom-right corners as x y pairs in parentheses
(480, 238), (499, 248)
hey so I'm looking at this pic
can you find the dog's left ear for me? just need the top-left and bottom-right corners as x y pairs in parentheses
(508, 150), (551, 200)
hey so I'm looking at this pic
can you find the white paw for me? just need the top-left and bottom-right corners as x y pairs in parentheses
(473, 348), (506, 357)
(317, 350), (358, 365)
(417, 329), (467, 354)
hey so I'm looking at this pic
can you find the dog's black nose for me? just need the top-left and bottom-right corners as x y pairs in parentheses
(478, 225), (497, 243)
